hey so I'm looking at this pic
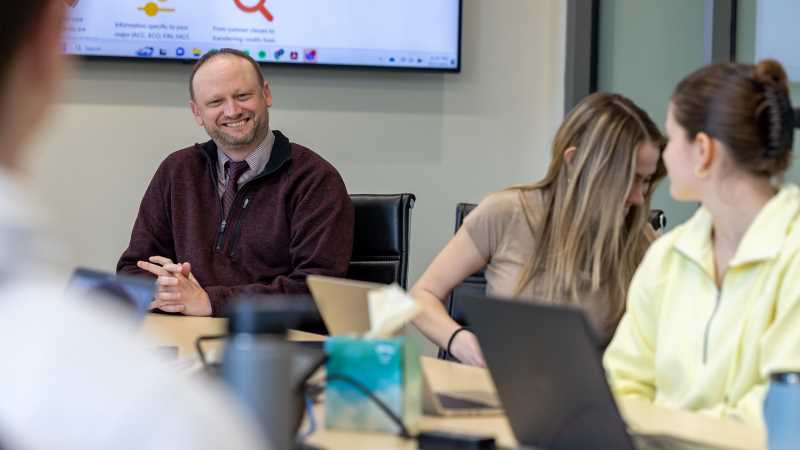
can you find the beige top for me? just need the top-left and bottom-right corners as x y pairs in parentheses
(461, 189), (616, 345)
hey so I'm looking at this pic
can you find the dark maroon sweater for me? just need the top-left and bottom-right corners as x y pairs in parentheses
(117, 130), (354, 315)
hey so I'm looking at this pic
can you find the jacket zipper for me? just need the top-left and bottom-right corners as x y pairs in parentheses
(209, 161), (226, 253)
(211, 161), (246, 253)
(702, 287), (723, 364)
(213, 183), (251, 254)
(214, 219), (227, 252)
(200, 139), (287, 254)
(215, 189), (243, 253)
(677, 247), (726, 365)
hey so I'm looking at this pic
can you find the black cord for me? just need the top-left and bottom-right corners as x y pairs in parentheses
(325, 373), (412, 439)
(199, 337), (412, 440)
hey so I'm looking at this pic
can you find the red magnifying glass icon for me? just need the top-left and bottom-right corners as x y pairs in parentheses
(234, 0), (274, 21)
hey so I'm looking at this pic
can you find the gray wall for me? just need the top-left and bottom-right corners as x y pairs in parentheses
(25, 0), (567, 288)
(597, 0), (800, 231)
(597, 0), (706, 230)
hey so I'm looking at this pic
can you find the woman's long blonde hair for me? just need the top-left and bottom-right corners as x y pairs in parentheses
(512, 92), (665, 328)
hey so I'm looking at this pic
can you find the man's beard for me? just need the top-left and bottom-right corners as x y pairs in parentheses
(207, 114), (267, 149)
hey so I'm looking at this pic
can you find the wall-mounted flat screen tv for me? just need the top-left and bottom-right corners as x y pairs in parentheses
(63, 0), (462, 72)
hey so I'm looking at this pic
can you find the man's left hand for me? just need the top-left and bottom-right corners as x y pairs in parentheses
(137, 256), (212, 316)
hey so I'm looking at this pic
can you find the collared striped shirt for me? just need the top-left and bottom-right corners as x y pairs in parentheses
(216, 128), (274, 197)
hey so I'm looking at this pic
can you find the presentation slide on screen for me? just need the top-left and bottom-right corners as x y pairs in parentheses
(62, 0), (461, 69)
(756, 0), (800, 82)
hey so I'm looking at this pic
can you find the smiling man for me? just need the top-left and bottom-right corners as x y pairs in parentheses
(117, 48), (354, 316)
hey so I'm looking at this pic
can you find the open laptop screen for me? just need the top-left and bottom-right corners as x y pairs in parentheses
(66, 267), (155, 318)
(460, 295), (634, 450)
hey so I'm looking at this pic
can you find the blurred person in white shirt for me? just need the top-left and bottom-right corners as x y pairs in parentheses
(0, 1), (266, 449)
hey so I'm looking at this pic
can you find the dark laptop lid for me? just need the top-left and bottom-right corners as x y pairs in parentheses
(66, 267), (155, 318)
(460, 295), (634, 450)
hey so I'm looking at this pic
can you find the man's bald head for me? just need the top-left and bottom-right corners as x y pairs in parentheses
(189, 48), (265, 101)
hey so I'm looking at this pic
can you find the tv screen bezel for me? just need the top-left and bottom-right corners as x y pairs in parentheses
(66, 0), (463, 73)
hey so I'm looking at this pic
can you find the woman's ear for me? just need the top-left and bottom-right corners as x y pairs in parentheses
(564, 146), (577, 166)
(693, 132), (716, 179)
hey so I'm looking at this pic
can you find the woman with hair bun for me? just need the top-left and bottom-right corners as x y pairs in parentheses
(604, 59), (800, 425)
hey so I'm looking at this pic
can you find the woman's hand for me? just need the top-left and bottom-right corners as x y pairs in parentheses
(450, 330), (486, 368)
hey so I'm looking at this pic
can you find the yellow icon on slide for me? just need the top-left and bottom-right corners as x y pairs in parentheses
(138, 1), (175, 17)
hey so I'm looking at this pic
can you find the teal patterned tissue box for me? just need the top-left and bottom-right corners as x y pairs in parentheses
(324, 336), (421, 434)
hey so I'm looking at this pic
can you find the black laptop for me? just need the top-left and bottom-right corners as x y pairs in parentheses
(460, 295), (635, 450)
(66, 267), (156, 319)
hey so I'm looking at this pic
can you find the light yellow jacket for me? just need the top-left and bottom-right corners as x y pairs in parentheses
(604, 184), (800, 426)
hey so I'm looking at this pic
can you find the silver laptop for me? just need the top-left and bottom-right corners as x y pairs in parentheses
(306, 275), (386, 335)
(420, 356), (502, 417)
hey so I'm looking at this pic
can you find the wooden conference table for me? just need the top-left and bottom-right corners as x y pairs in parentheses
(139, 313), (766, 450)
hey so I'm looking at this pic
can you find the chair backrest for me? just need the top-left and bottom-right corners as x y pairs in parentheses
(347, 194), (415, 289)
(445, 203), (486, 322)
(440, 202), (485, 360)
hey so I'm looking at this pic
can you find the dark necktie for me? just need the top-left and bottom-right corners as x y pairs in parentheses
(222, 160), (249, 218)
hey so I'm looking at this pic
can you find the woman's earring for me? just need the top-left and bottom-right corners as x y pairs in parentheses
(694, 166), (709, 179)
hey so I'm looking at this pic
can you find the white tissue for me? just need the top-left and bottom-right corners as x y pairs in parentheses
(365, 284), (422, 339)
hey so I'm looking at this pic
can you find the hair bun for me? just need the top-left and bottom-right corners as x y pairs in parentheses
(673, 61), (793, 177)
(752, 60), (794, 160)
(754, 59), (789, 91)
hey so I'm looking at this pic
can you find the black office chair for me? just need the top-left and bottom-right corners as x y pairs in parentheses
(346, 194), (415, 289)
(438, 203), (667, 359)
(439, 202), (484, 360)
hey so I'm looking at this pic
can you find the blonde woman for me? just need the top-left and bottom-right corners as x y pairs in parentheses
(604, 60), (800, 425)
(411, 92), (666, 367)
